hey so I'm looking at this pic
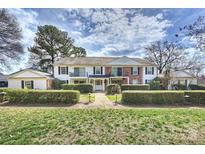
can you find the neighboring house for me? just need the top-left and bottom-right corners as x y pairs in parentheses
(8, 68), (54, 90)
(160, 70), (197, 89)
(53, 56), (157, 91)
(0, 73), (8, 87)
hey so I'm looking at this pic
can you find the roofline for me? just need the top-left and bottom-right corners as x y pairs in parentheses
(8, 68), (53, 79)
(53, 56), (157, 66)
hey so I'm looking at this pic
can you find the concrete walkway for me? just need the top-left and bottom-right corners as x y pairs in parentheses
(94, 93), (113, 108)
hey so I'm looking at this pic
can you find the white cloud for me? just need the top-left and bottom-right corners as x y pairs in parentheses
(64, 9), (172, 56)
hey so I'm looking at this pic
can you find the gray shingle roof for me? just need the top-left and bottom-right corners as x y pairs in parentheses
(53, 56), (157, 66)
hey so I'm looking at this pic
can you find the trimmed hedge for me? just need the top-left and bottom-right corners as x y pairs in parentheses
(3, 89), (80, 104)
(189, 84), (205, 90)
(121, 84), (150, 91)
(106, 84), (121, 95)
(61, 84), (93, 93)
(184, 91), (205, 105)
(149, 81), (161, 90)
(122, 90), (184, 105)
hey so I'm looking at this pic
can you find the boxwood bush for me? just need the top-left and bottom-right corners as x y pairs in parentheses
(106, 84), (121, 95)
(122, 90), (184, 105)
(189, 84), (205, 90)
(4, 89), (80, 104)
(121, 84), (150, 91)
(184, 90), (205, 105)
(61, 84), (93, 93)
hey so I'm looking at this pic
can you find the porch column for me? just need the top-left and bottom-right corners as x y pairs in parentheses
(93, 79), (95, 91)
(102, 79), (105, 91)
(127, 77), (129, 84)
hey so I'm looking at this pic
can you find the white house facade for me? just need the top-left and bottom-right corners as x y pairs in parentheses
(8, 69), (54, 90)
(53, 56), (157, 91)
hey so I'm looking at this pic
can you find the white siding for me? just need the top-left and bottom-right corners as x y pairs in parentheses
(8, 79), (47, 90)
(143, 66), (157, 84)
(54, 65), (70, 81)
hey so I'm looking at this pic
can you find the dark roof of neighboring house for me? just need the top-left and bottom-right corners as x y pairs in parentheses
(53, 56), (157, 66)
(0, 73), (8, 81)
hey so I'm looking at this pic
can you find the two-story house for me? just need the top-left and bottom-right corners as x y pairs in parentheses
(54, 56), (157, 91)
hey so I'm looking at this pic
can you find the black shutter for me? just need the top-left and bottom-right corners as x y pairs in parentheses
(31, 80), (34, 89)
(101, 67), (103, 75)
(145, 67), (147, 75)
(138, 67), (140, 75)
(58, 66), (61, 75)
(131, 67), (133, 75)
(93, 67), (95, 75)
(66, 66), (68, 74)
(21, 80), (24, 89)
(152, 67), (154, 75)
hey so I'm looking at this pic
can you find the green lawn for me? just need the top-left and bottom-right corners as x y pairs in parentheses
(0, 108), (205, 144)
(106, 94), (122, 102)
(80, 94), (95, 103)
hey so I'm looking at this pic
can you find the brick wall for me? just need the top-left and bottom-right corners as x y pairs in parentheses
(123, 67), (143, 84)
(105, 67), (112, 76)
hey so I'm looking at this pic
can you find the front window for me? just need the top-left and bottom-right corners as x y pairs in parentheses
(61, 67), (67, 74)
(74, 67), (85, 77)
(145, 67), (154, 75)
(25, 81), (32, 89)
(133, 67), (139, 75)
(112, 67), (122, 76)
(95, 66), (102, 75)
(145, 79), (152, 84)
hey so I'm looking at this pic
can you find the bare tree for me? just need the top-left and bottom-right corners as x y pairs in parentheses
(144, 40), (186, 74)
(0, 9), (23, 72)
(178, 16), (205, 52)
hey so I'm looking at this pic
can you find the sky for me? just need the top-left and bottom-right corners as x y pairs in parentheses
(5, 8), (205, 73)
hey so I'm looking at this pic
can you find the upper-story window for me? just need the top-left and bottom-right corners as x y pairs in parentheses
(145, 67), (154, 75)
(112, 67), (122, 76)
(74, 67), (85, 77)
(94, 66), (102, 75)
(58, 66), (68, 75)
(132, 67), (139, 75)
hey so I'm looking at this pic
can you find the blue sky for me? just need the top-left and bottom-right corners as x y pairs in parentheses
(6, 8), (205, 73)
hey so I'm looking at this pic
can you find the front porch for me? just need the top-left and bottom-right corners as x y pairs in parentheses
(69, 76), (129, 91)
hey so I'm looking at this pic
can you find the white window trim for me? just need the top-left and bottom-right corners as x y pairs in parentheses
(133, 67), (139, 75)
(95, 66), (102, 75)
(60, 67), (68, 75)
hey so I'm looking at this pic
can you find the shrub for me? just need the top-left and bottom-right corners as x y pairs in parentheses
(53, 79), (66, 89)
(61, 84), (93, 93)
(184, 91), (205, 105)
(189, 84), (205, 90)
(106, 84), (121, 95)
(121, 84), (150, 91)
(172, 84), (187, 90)
(122, 90), (184, 105)
(149, 81), (161, 90)
(4, 89), (80, 104)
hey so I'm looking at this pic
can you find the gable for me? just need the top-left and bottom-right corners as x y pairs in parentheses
(107, 57), (143, 66)
(9, 70), (46, 78)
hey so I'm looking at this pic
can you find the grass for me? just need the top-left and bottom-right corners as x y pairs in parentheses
(80, 94), (95, 103)
(0, 108), (205, 144)
(106, 94), (122, 102)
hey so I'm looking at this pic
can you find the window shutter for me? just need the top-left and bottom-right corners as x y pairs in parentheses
(93, 67), (95, 75)
(31, 80), (34, 89)
(66, 66), (68, 74)
(138, 67), (140, 75)
(58, 66), (61, 75)
(131, 67), (133, 75)
(145, 67), (147, 75)
(101, 67), (103, 75)
(145, 79), (147, 84)
(152, 67), (154, 75)
(21, 80), (24, 89)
